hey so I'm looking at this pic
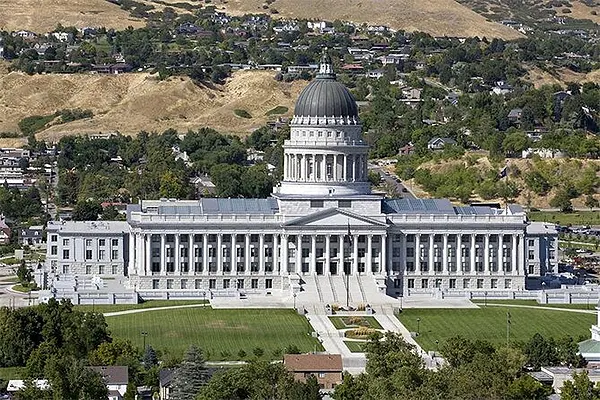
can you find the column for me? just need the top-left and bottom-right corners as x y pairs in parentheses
(310, 235), (316, 274)
(231, 233), (237, 276)
(325, 235), (331, 276)
(428, 234), (434, 274)
(349, 154), (354, 182)
(334, 155), (338, 181)
(343, 155), (347, 181)
(281, 234), (288, 274)
(259, 234), (265, 275)
(312, 154), (317, 181)
(145, 234), (151, 276)
(484, 234), (490, 274)
(273, 234), (279, 273)
(135, 233), (142, 275)
(174, 234), (180, 275)
(216, 233), (222, 275)
(339, 234), (345, 273)
(366, 235), (373, 274)
(128, 232), (135, 276)
(160, 234), (166, 274)
(381, 234), (387, 275)
(189, 234), (194, 276)
(245, 234), (251, 273)
(442, 234), (449, 274)
(353, 234), (359, 275)
(296, 234), (303, 274)
(415, 233), (421, 274)
(518, 233), (525, 277)
(321, 155), (326, 181)
(511, 234), (518, 275)
(202, 233), (208, 275)
(470, 234), (476, 273)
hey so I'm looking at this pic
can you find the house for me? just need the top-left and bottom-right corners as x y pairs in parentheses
(51, 31), (73, 42)
(13, 30), (36, 40)
(284, 354), (343, 389)
(19, 225), (44, 246)
(159, 368), (175, 400)
(507, 108), (523, 125)
(89, 366), (128, 399)
(287, 64), (319, 74)
(530, 367), (600, 394)
(492, 81), (513, 95)
(365, 69), (385, 79)
(7, 379), (50, 393)
(0, 217), (11, 245)
(341, 64), (364, 74)
(400, 87), (423, 108)
(427, 137), (457, 151)
(398, 143), (415, 156)
(380, 53), (407, 65)
(445, 92), (459, 105)
(521, 148), (565, 159)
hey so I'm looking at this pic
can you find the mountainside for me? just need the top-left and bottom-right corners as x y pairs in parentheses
(0, 66), (306, 141)
(0, 0), (145, 33)
(216, 0), (523, 39)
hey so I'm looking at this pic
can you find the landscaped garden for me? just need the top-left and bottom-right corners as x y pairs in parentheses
(329, 316), (382, 330)
(398, 307), (595, 351)
(106, 308), (322, 360)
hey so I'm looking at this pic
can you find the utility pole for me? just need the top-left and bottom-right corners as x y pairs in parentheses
(506, 311), (511, 345)
(345, 220), (352, 309)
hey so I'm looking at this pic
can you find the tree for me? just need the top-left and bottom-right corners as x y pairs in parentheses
(523, 333), (558, 370)
(585, 195), (599, 211)
(44, 355), (108, 400)
(561, 371), (600, 400)
(16, 260), (33, 287)
(550, 189), (574, 212)
(142, 345), (158, 369)
(170, 346), (210, 400)
(89, 339), (139, 366)
(72, 200), (102, 221)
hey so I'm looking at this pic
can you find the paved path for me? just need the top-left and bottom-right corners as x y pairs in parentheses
(103, 303), (209, 317)
(483, 303), (596, 314)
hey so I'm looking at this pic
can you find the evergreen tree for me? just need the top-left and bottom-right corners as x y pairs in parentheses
(170, 346), (209, 400)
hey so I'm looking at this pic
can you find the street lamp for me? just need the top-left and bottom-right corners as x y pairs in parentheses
(435, 340), (439, 355)
(293, 293), (297, 310)
(141, 331), (148, 350)
(416, 317), (421, 336)
(484, 291), (488, 307)
(399, 293), (403, 311)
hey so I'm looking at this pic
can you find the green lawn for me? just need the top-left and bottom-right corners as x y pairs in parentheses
(107, 308), (322, 360)
(75, 299), (208, 313)
(329, 316), (383, 330)
(397, 307), (595, 351)
(529, 211), (600, 226)
(0, 366), (25, 380)
(11, 284), (35, 293)
(344, 341), (367, 353)
(472, 299), (596, 310)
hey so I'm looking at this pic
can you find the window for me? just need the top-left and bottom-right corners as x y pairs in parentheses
(85, 265), (91, 274)
(358, 248), (365, 257)
(331, 248), (338, 258)
(112, 239), (118, 246)
(406, 261), (415, 272)
(167, 279), (173, 289)
(310, 200), (324, 208)
(476, 279), (484, 289)
(420, 261), (428, 272)
(99, 239), (106, 247)
(85, 239), (92, 247)
(237, 279), (244, 289)
(528, 239), (535, 246)
(528, 265), (535, 274)
(181, 248), (188, 258)
(318, 373), (326, 378)
(181, 279), (187, 289)
(195, 262), (202, 272)
(208, 248), (216, 257)
(302, 248), (310, 258)
(195, 279), (202, 289)
(152, 279), (159, 289)
(166, 248), (173, 257)
(491, 279), (498, 289)
(528, 250), (535, 260)
(406, 248), (415, 258)
(62, 265), (69, 274)
(98, 265), (105, 274)
(433, 262), (442, 272)
(111, 249), (119, 260)
(338, 200), (351, 208)
(223, 279), (230, 289)
(112, 265), (118, 274)
(316, 248), (324, 258)
(463, 279), (470, 289)
(51, 235), (57, 242)
(421, 279), (428, 288)
(265, 279), (273, 289)
(265, 248), (273, 257)
(549, 250), (555, 259)
(195, 248), (203, 257)
(98, 250), (106, 260)
(435, 279), (442, 288)
(223, 248), (230, 257)
(85, 249), (93, 260)
(407, 279), (414, 288)
(251, 248), (258, 257)
(449, 279), (456, 289)
(209, 279), (216, 289)
(504, 279), (512, 289)
(63, 249), (70, 259)
(392, 248), (401, 257)
(51, 246), (57, 255)
(251, 279), (259, 289)
(223, 262), (231, 272)
(181, 262), (189, 272)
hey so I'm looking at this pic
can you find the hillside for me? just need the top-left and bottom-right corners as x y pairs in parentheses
(0, 66), (306, 141)
(0, 0), (145, 33)
(213, 0), (522, 39)
(527, 66), (600, 88)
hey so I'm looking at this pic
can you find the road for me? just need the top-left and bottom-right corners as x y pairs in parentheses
(368, 164), (416, 199)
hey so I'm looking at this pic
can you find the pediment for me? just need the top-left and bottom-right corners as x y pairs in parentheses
(283, 208), (387, 228)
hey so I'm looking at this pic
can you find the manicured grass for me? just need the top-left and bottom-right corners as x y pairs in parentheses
(75, 300), (208, 313)
(11, 284), (35, 293)
(0, 276), (19, 283)
(397, 307), (595, 351)
(265, 105), (289, 116)
(329, 316), (383, 330)
(529, 211), (600, 226)
(344, 341), (367, 353)
(107, 308), (322, 360)
(472, 299), (596, 310)
(0, 367), (25, 380)
(560, 240), (598, 250)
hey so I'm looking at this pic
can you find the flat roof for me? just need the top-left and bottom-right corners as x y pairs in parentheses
(47, 220), (129, 233)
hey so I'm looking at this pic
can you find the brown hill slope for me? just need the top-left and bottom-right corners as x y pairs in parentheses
(216, 0), (523, 39)
(0, 0), (145, 33)
(0, 67), (306, 140)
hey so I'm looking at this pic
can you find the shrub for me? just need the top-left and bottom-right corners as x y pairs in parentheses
(345, 327), (378, 339)
(18, 114), (56, 135)
(234, 109), (252, 119)
(237, 349), (246, 359)
(252, 347), (264, 357)
(265, 106), (289, 116)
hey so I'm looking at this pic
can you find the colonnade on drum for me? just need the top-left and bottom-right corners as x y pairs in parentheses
(283, 152), (368, 182)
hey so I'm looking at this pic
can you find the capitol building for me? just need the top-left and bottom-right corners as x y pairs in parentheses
(41, 53), (557, 304)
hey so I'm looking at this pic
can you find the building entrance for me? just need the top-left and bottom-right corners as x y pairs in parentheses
(330, 261), (338, 275)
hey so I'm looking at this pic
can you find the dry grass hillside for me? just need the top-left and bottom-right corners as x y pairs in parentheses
(213, 0), (522, 39)
(0, 67), (306, 140)
(0, 0), (145, 33)
(527, 66), (600, 88)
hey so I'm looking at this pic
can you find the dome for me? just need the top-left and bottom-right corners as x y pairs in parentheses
(293, 50), (359, 119)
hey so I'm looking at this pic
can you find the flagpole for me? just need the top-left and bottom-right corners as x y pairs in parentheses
(346, 220), (351, 309)
(506, 311), (511, 345)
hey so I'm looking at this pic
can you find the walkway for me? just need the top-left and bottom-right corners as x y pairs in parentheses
(483, 303), (596, 314)
(104, 303), (209, 317)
